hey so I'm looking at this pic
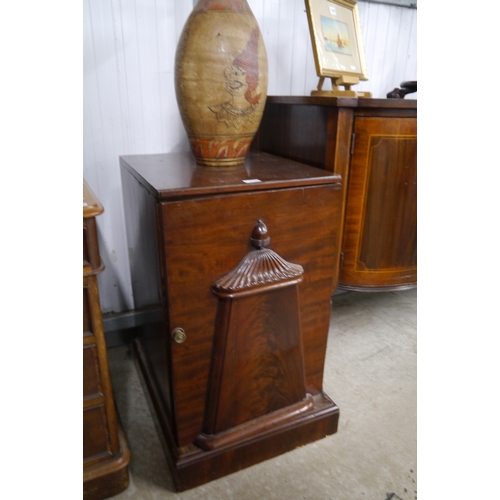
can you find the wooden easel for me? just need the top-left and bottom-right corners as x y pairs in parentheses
(311, 75), (372, 98)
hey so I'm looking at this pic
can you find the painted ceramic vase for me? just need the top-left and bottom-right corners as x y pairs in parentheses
(175, 0), (268, 167)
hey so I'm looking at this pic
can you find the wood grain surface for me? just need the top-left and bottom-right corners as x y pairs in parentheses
(121, 152), (341, 489)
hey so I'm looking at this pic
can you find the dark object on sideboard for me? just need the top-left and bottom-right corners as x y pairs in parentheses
(83, 181), (130, 500)
(120, 151), (342, 491)
(253, 96), (417, 292)
(387, 80), (417, 98)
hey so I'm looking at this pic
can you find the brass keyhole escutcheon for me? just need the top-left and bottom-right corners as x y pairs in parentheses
(171, 327), (186, 344)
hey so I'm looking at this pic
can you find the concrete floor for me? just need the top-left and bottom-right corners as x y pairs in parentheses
(107, 289), (417, 500)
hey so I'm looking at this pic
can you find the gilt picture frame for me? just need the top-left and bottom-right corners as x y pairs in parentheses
(305, 0), (368, 81)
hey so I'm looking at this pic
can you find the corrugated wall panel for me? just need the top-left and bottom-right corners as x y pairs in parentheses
(84, 0), (134, 313)
(290, 0), (314, 95)
(84, 0), (417, 313)
(357, 1), (417, 97)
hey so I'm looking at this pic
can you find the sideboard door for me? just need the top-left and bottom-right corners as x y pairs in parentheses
(339, 117), (417, 290)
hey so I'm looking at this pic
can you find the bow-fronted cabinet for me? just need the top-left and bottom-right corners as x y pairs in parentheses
(253, 97), (417, 292)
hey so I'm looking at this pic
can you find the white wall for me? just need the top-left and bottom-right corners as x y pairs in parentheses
(83, 0), (417, 314)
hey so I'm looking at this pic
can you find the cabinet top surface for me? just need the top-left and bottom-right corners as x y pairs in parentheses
(266, 96), (417, 109)
(120, 151), (341, 200)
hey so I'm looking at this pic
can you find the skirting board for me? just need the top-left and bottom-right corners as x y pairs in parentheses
(102, 306), (163, 347)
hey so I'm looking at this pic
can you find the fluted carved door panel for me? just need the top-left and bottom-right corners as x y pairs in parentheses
(195, 221), (313, 451)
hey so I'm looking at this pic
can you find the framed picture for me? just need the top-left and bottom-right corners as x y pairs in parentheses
(305, 0), (368, 81)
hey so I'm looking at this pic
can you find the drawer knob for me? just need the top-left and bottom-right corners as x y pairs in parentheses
(171, 327), (187, 344)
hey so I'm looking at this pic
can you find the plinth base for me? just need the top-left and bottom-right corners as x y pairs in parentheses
(83, 424), (130, 500)
(338, 281), (417, 292)
(135, 338), (340, 492)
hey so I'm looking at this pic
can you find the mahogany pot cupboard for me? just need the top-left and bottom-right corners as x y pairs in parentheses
(120, 151), (342, 491)
(252, 96), (417, 291)
(83, 181), (130, 499)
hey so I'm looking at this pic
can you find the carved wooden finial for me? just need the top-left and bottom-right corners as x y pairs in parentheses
(250, 219), (270, 249)
(213, 220), (303, 294)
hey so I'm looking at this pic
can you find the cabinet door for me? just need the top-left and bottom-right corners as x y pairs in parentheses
(160, 184), (339, 447)
(339, 117), (417, 290)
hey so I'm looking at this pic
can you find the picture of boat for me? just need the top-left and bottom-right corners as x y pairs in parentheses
(320, 15), (352, 56)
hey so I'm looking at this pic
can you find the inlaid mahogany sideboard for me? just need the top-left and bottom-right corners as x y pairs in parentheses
(120, 151), (342, 491)
(253, 96), (417, 292)
(83, 181), (130, 499)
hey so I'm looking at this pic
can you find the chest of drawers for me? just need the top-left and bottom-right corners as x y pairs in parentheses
(83, 181), (130, 499)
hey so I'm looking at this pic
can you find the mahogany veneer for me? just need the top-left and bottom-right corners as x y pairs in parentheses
(83, 181), (130, 499)
(120, 151), (342, 491)
(253, 96), (417, 291)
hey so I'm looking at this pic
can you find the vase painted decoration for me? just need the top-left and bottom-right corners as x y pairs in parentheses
(175, 0), (268, 167)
